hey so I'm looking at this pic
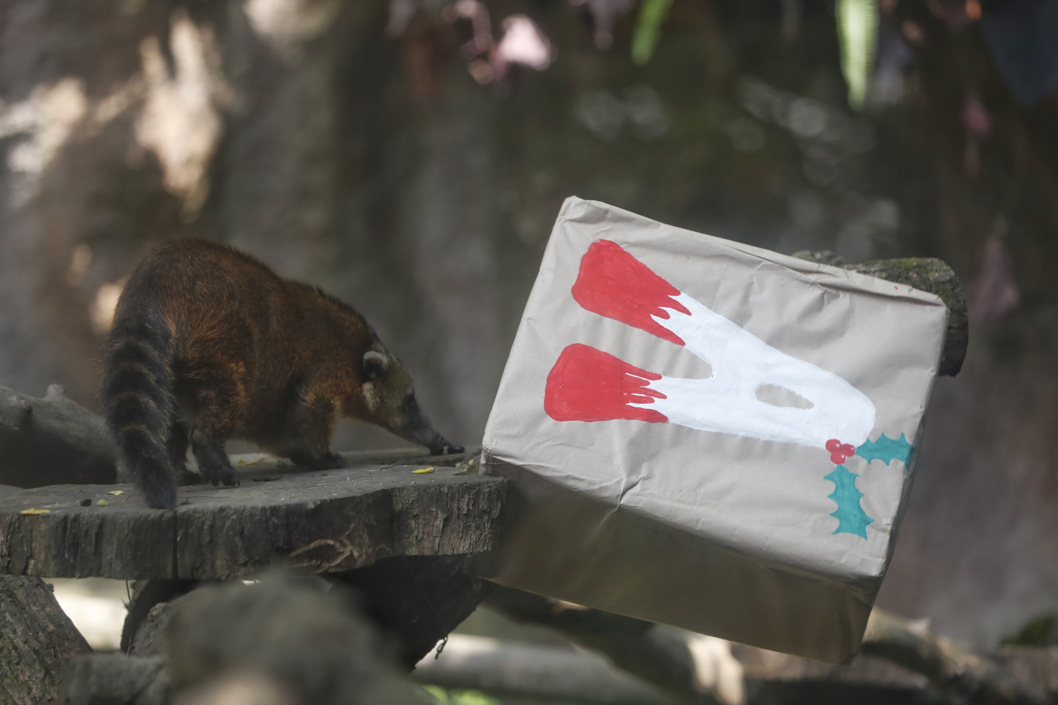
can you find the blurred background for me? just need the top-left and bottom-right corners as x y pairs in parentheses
(1, 0), (1056, 654)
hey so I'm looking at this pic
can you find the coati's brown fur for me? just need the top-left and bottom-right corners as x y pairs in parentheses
(101, 239), (462, 509)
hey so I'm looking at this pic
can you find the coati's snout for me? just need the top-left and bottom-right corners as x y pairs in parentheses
(359, 349), (464, 455)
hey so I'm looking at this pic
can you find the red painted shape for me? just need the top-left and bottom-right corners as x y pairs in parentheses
(826, 438), (856, 464)
(545, 344), (668, 423)
(571, 240), (689, 346)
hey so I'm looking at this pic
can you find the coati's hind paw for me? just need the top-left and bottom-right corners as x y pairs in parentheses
(190, 429), (238, 488)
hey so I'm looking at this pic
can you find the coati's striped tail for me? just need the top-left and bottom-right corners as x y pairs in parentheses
(101, 312), (177, 509)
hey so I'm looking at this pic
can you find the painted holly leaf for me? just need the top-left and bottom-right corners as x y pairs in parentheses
(825, 465), (873, 539)
(856, 433), (913, 467)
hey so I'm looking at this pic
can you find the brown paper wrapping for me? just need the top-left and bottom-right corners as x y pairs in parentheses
(479, 197), (948, 662)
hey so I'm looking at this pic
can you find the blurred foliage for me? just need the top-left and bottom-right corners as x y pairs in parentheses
(835, 0), (878, 109)
(423, 684), (502, 705)
(1002, 614), (1058, 648)
(631, 0), (673, 65)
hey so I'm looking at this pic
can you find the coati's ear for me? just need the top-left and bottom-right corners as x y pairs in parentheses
(362, 350), (389, 381)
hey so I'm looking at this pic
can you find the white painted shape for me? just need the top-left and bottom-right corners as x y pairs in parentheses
(628, 293), (875, 448)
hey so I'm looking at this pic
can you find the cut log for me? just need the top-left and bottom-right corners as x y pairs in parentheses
(0, 384), (116, 487)
(0, 575), (91, 705)
(0, 450), (505, 580)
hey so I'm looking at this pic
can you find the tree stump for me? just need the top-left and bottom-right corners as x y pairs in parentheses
(0, 449), (506, 676)
(0, 450), (504, 580)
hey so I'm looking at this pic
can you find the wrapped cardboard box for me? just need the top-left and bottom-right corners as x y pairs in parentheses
(479, 197), (948, 662)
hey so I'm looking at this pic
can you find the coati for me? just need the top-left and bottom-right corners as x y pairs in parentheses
(101, 239), (463, 509)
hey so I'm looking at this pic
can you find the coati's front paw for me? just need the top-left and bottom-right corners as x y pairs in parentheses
(203, 465), (238, 487)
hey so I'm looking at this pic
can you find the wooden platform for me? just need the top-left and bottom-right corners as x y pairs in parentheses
(0, 449), (505, 581)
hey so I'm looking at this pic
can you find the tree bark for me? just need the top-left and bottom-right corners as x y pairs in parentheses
(0, 575), (91, 705)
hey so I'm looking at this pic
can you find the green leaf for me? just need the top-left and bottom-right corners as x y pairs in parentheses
(835, 0), (878, 110)
(825, 464), (874, 539)
(856, 433), (914, 467)
(632, 0), (674, 66)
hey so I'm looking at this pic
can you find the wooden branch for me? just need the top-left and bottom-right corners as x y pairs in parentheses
(487, 586), (732, 705)
(61, 655), (168, 705)
(0, 384), (116, 487)
(861, 610), (1053, 705)
(794, 252), (968, 376)
(487, 588), (1057, 705)
(414, 634), (687, 705)
(0, 575), (91, 705)
(0, 451), (505, 580)
(418, 634), (936, 705)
